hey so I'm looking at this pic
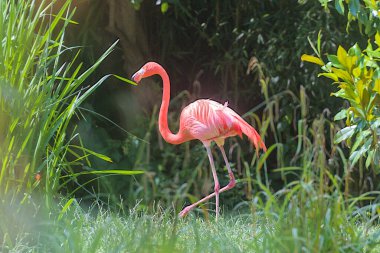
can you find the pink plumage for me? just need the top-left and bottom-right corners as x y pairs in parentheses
(132, 62), (266, 221)
(179, 99), (266, 151)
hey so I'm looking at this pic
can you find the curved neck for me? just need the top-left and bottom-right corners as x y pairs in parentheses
(154, 64), (185, 144)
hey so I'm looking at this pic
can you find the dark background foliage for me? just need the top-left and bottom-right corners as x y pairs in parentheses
(62, 0), (375, 210)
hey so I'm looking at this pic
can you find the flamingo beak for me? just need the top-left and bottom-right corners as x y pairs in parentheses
(131, 68), (145, 83)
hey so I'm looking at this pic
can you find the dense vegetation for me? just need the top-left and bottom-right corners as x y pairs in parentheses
(1, 0), (380, 252)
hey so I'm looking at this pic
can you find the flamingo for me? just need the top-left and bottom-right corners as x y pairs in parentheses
(131, 62), (266, 220)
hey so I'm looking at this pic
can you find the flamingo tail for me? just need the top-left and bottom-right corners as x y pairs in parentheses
(234, 116), (267, 153)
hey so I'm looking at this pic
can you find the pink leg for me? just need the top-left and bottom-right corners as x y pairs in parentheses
(218, 146), (236, 189)
(179, 145), (236, 220)
(179, 144), (220, 220)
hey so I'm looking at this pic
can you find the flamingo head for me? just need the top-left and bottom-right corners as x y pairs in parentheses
(131, 62), (158, 83)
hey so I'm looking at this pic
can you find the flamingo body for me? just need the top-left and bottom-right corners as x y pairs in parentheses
(131, 62), (266, 220)
(179, 99), (265, 150)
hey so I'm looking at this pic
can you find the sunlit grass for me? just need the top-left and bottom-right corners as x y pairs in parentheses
(2, 195), (380, 253)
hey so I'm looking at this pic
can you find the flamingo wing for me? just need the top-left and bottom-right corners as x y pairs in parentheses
(180, 99), (266, 152)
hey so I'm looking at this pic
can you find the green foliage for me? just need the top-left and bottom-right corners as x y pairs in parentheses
(0, 0), (140, 205)
(303, 1), (380, 168)
(320, 0), (380, 35)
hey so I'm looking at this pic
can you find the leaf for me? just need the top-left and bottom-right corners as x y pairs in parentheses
(58, 198), (75, 221)
(366, 150), (374, 168)
(335, 0), (345, 15)
(376, 32), (380, 47)
(348, 43), (361, 57)
(91, 170), (144, 175)
(317, 30), (322, 55)
(331, 68), (352, 82)
(350, 137), (372, 166)
(307, 36), (320, 56)
(334, 109), (348, 121)
(356, 80), (364, 102)
(352, 67), (361, 77)
(346, 56), (358, 71)
(374, 79), (380, 94)
(348, 0), (360, 17)
(62, 169), (145, 178)
(370, 118), (380, 130)
(334, 125), (357, 144)
(327, 55), (343, 68)
(318, 72), (339, 82)
(301, 54), (324, 66)
(375, 148), (380, 167)
(361, 87), (370, 112)
(337, 45), (348, 68)
(161, 2), (169, 13)
(272, 167), (302, 172)
(51, 14), (79, 25)
(70, 145), (113, 163)
(113, 74), (138, 86)
(331, 85), (358, 104)
(351, 129), (371, 152)
(366, 49), (380, 58)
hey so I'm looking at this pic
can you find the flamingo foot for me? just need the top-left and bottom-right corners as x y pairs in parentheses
(179, 206), (192, 218)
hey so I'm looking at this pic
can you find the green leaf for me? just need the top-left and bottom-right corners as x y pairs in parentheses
(351, 129), (371, 152)
(256, 144), (280, 171)
(88, 170), (144, 175)
(375, 148), (380, 167)
(376, 32), (380, 47)
(348, 0), (360, 17)
(366, 49), (380, 58)
(334, 109), (348, 121)
(352, 67), (361, 77)
(318, 72), (339, 82)
(327, 55), (343, 68)
(51, 14), (79, 25)
(366, 150), (374, 168)
(301, 54), (324, 66)
(331, 68), (352, 82)
(58, 198), (75, 221)
(272, 167), (302, 172)
(337, 46), (348, 67)
(113, 74), (138, 86)
(70, 145), (113, 163)
(307, 36), (320, 56)
(335, 0), (345, 15)
(61, 170), (145, 178)
(348, 43), (361, 57)
(334, 125), (356, 144)
(317, 30), (322, 55)
(350, 137), (371, 166)
(161, 2), (169, 13)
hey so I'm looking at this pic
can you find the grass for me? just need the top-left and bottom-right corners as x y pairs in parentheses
(2, 190), (380, 253)
(0, 0), (142, 208)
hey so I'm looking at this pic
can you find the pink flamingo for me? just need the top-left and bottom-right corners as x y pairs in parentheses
(132, 62), (266, 220)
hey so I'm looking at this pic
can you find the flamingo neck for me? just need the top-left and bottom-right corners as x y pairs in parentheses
(155, 64), (185, 145)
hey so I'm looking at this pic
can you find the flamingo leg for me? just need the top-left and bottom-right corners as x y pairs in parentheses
(179, 144), (220, 220)
(218, 145), (236, 190)
(179, 145), (237, 220)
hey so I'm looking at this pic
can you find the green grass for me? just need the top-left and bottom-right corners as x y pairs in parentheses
(2, 193), (380, 253)
(0, 0), (142, 207)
